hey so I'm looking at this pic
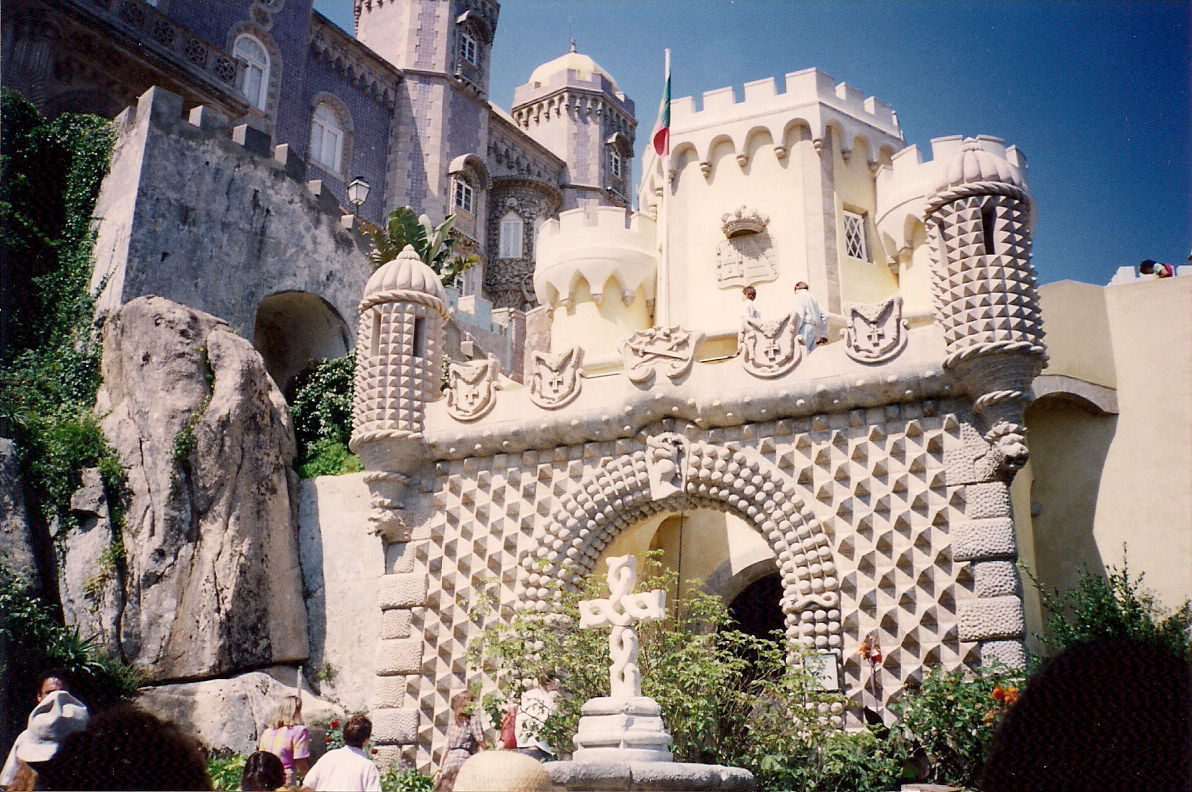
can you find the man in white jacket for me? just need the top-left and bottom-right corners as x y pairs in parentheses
(303, 714), (381, 791)
(792, 281), (828, 352)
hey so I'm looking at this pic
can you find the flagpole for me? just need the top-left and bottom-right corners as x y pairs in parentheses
(658, 48), (671, 327)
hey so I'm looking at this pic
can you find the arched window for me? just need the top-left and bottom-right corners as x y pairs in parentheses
(309, 103), (343, 173)
(233, 35), (270, 111)
(453, 177), (475, 214)
(498, 212), (523, 258)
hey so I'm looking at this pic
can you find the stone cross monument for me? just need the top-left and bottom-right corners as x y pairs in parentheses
(573, 555), (674, 762)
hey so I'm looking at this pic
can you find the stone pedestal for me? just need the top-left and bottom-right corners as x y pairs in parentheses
(572, 696), (672, 763)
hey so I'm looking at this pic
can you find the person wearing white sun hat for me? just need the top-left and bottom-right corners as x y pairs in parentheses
(0, 689), (90, 788)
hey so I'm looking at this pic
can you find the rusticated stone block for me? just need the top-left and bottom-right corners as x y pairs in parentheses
(373, 675), (407, 708)
(372, 707), (419, 744)
(958, 595), (1024, 641)
(380, 608), (412, 639)
(375, 637), (423, 675)
(951, 517), (1016, 561)
(378, 573), (427, 608)
(973, 560), (1020, 598)
(980, 639), (1028, 670)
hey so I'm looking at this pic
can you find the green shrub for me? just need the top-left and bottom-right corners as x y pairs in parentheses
(1028, 556), (1192, 662)
(289, 353), (362, 478)
(380, 765), (434, 792)
(883, 662), (1024, 789)
(467, 554), (896, 792)
(205, 753), (246, 791)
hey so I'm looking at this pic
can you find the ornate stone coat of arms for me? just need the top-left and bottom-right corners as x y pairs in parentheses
(844, 296), (908, 365)
(741, 312), (802, 378)
(446, 357), (499, 421)
(621, 326), (704, 385)
(716, 207), (779, 287)
(529, 346), (583, 409)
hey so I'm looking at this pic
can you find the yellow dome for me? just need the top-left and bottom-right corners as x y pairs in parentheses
(528, 48), (620, 94)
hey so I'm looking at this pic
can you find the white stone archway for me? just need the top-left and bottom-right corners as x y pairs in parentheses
(520, 436), (843, 652)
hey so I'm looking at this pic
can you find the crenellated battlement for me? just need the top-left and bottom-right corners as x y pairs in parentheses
(534, 207), (657, 308)
(875, 134), (1031, 257)
(671, 68), (898, 134)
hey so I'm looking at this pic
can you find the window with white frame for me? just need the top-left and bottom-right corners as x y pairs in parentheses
(459, 31), (478, 66)
(233, 35), (270, 111)
(610, 149), (622, 180)
(308, 103), (343, 173)
(843, 210), (869, 261)
(499, 212), (523, 258)
(453, 179), (475, 214)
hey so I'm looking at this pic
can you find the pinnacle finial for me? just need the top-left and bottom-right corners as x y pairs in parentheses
(569, 38), (577, 53)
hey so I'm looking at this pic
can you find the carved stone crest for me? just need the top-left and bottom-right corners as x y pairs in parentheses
(716, 207), (778, 288)
(844, 296), (908, 365)
(529, 346), (583, 409)
(446, 356), (499, 421)
(741, 313), (802, 378)
(622, 326), (704, 385)
(645, 433), (689, 500)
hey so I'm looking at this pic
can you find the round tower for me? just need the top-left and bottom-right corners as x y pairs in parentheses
(351, 245), (449, 538)
(925, 137), (1047, 474)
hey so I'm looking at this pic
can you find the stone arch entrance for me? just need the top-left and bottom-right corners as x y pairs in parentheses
(521, 435), (842, 651)
(252, 291), (351, 395)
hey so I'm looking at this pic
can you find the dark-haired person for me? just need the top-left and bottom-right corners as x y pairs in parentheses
(736, 285), (761, 353)
(0, 670), (88, 788)
(35, 704), (213, 790)
(301, 715), (380, 792)
(241, 751), (285, 791)
(1140, 258), (1175, 278)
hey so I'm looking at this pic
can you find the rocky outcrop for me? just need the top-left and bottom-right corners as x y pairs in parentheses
(0, 437), (47, 593)
(85, 295), (308, 681)
(136, 669), (339, 756)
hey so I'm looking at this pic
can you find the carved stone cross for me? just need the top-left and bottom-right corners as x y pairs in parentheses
(578, 556), (666, 700)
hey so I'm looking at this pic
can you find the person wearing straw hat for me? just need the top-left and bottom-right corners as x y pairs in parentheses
(0, 689), (90, 788)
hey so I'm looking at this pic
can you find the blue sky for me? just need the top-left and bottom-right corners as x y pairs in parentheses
(315, 1), (1191, 286)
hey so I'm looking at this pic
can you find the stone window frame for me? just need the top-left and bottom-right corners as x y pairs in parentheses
(842, 208), (870, 262)
(497, 210), (524, 259)
(228, 25), (281, 127)
(453, 177), (476, 215)
(605, 131), (633, 198)
(307, 93), (354, 178)
(233, 34), (270, 110)
(459, 29), (478, 67)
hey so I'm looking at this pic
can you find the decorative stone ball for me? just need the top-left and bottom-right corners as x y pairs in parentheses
(453, 750), (562, 792)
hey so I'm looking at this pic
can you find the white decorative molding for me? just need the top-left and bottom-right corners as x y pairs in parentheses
(844, 296), (907, 365)
(446, 356), (499, 421)
(528, 346), (582, 409)
(621, 326), (703, 385)
(741, 313), (802, 378)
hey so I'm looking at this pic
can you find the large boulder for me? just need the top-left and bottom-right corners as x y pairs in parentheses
(88, 295), (308, 680)
(0, 437), (45, 591)
(136, 669), (340, 756)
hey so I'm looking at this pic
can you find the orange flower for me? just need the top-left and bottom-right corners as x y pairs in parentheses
(983, 710), (998, 724)
(858, 642), (870, 656)
(991, 685), (1005, 702)
(1004, 687), (1019, 705)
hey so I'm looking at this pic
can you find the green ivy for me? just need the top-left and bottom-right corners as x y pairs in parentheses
(289, 353), (362, 478)
(205, 753), (246, 791)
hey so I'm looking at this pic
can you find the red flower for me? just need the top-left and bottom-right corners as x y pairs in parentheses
(325, 736), (331, 744)
(371, 748), (378, 755)
(330, 720), (340, 729)
(871, 649), (882, 663)
(991, 685), (1005, 702)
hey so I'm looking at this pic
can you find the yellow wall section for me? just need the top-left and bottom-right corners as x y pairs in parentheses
(834, 134), (898, 306)
(666, 133), (808, 340)
(550, 279), (652, 358)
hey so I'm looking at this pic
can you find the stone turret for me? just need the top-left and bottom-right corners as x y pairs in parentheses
(351, 245), (449, 539)
(926, 137), (1046, 477)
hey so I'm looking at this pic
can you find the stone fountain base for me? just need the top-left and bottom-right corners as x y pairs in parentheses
(545, 760), (755, 792)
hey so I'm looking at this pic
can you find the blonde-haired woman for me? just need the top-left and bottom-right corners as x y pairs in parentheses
(434, 691), (486, 792)
(258, 695), (310, 787)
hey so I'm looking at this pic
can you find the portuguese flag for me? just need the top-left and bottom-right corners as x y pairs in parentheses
(652, 50), (671, 156)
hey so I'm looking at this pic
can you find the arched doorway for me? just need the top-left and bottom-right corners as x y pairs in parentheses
(728, 573), (784, 641)
(252, 291), (350, 395)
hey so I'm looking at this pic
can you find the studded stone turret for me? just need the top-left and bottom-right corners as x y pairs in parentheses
(926, 137), (1046, 477)
(351, 245), (449, 539)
